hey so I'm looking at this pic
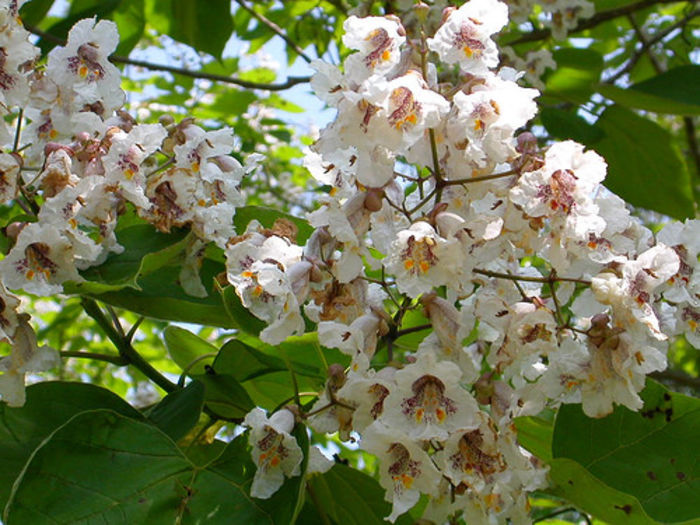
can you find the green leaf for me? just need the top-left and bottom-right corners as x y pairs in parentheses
(545, 48), (604, 104)
(111, 0), (145, 56)
(306, 463), (414, 525)
(589, 105), (694, 219)
(597, 69), (700, 115)
(92, 259), (235, 328)
(540, 107), (604, 143)
(192, 372), (255, 419)
(163, 326), (218, 374)
(210, 335), (328, 410)
(67, 225), (189, 294)
(147, 380), (205, 441)
(218, 283), (267, 335)
(234, 205), (315, 244)
(0, 382), (141, 510)
(547, 458), (656, 525)
(4, 410), (301, 524)
(630, 66), (700, 112)
(552, 380), (700, 523)
(18, 0), (56, 27)
(147, 0), (233, 58)
(514, 414), (554, 462)
(213, 338), (289, 382)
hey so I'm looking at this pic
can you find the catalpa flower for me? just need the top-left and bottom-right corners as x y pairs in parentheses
(427, 0), (508, 75)
(448, 70), (538, 165)
(46, 18), (124, 113)
(0, 314), (60, 407)
(244, 407), (303, 499)
(363, 70), (450, 152)
(361, 422), (441, 522)
(342, 15), (405, 82)
(381, 352), (479, 440)
(103, 124), (167, 210)
(386, 221), (462, 298)
(0, 223), (83, 295)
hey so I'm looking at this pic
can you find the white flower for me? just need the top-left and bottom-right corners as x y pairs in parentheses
(427, 0), (508, 74)
(448, 71), (538, 165)
(361, 422), (441, 522)
(103, 124), (168, 210)
(244, 407), (303, 499)
(386, 221), (462, 298)
(0, 152), (19, 204)
(342, 15), (405, 82)
(0, 314), (59, 407)
(46, 18), (124, 113)
(1, 223), (83, 295)
(381, 352), (480, 440)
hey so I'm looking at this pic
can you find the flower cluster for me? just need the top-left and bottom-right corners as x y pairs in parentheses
(0, 1), (697, 524)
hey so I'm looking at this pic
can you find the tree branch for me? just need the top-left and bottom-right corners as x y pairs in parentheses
(25, 25), (311, 91)
(112, 56), (312, 90)
(651, 369), (700, 391)
(606, 8), (699, 83)
(504, 0), (688, 46)
(233, 0), (314, 63)
(81, 298), (177, 393)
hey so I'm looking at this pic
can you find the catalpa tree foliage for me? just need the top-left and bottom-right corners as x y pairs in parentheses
(0, 0), (698, 523)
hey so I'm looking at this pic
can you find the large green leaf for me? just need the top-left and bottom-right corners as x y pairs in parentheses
(191, 372), (255, 419)
(67, 225), (189, 294)
(18, 0), (56, 27)
(305, 463), (414, 525)
(552, 381), (700, 523)
(589, 105), (694, 219)
(210, 336), (326, 411)
(540, 107), (604, 144)
(93, 259), (235, 328)
(147, 380), (205, 441)
(598, 67), (700, 115)
(163, 325), (218, 374)
(0, 382), (141, 510)
(514, 413), (554, 462)
(548, 458), (656, 525)
(111, 0), (145, 56)
(4, 410), (307, 524)
(628, 66), (699, 113)
(544, 48), (604, 104)
(146, 0), (233, 58)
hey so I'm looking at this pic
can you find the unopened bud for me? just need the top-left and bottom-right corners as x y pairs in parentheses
(516, 132), (538, 154)
(473, 371), (495, 405)
(327, 363), (347, 391)
(414, 2), (431, 23)
(363, 188), (384, 212)
(5, 221), (26, 241)
(159, 114), (175, 127)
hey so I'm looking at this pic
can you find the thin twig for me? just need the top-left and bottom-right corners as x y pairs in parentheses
(442, 168), (519, 186)
(233, 0), (313, 63)
(606, 8), (699, 83)
(473, 268), (591, 285)
(81, 298), (177, 393)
